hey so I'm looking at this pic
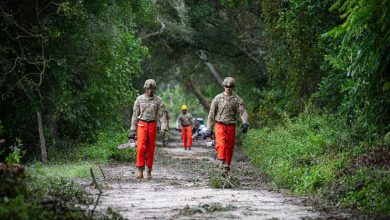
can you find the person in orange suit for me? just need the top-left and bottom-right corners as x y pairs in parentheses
(177, 105), (193, 150)
(206, 77), (249, 175)
(129, 79), (169, 179)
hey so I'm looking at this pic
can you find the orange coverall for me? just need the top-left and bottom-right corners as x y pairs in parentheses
(136, 120), (157, 168)
(215, 122), (236, 165)
(181, 125), (192, 149)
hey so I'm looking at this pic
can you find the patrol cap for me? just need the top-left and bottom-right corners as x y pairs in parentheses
(222, 77), (235, 87)
(144, 79), (157, 89)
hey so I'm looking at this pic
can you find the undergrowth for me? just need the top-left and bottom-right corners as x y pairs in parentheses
(0, 128), (132, 219)
(48, 129), (135, 163)
(244, 112), (390, 217)
(0, 168), (122, 219)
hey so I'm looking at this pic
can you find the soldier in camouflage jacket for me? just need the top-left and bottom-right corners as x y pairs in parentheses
(207, 77), (249, 175)
(129, 79), (169, 179)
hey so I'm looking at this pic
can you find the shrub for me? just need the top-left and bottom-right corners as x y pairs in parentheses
(48, 129), (135, 163)
(244, 111), (390, 215)
(0, 172), (93, 219)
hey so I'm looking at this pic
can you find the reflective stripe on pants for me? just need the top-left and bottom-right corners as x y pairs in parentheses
(181, 125), (192, 149)
(215, 122), (236, 165)
(136, 120), (157, 169)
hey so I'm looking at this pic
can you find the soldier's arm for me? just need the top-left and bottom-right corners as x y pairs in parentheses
(238, 97), (249, 125)
(158, 100), (169, 131)
(177, 115), (182, 126)
(207, 97), (218, 130)
(130, 98), (140, 132)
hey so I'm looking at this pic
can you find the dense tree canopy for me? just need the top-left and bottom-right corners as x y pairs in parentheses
(0, 0), (389, 217)
(0, 0), (152, 160)
(1, 0), (389, 160)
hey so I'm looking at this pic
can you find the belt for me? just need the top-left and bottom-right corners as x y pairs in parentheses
(216, 121), (235, 126)
(181, 125), (191, 127)
(139, 119), (156, 123)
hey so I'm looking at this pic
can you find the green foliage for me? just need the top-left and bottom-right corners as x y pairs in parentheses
(261, 0), (338, 114)
(77, 130), (136, 163)
(5, 146), (25, 164)
(141, 0), (266, 122)
(327, 0), (389, 77)
(244, 111), (390, 215)
(253, 88), (288, 127)
(0, 121), (3, 135)
(160, 84), (206, 124)
(248, 4), (390, 215)
(219, 0), (257, 9)
(0, 0), (151, 159)
(0, 173), (93, 219)
(338, 168), (390, 215)
(316, 0), (390, 137)
(0, 195), (30, 220)
(49, 129), (135, 163)
(30, 162), (100, 179)
(45, 1), (148, 141)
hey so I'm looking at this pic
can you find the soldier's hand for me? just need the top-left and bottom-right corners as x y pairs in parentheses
(241, 123), (249, 134)
(204, 129), (213, 139)
(161, 129), (168, 136)
(128, 131), (136, 140)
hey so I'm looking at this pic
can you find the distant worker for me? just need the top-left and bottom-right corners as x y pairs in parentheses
(177, 104), (193, 150)
(129, 79), (169, 179)
(206, 77), (249, 175)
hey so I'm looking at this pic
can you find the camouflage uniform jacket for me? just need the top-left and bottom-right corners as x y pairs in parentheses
(178, 113), (193, 127)
(207, 92), (249, 130)
(130, 94), (168, 132)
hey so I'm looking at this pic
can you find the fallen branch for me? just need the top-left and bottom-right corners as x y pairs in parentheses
(90, 168), (102, 215)
(222, 171), (240, 189)
(98, 164), (106, 181)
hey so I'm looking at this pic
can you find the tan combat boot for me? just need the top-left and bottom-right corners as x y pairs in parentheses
(146, 169), (152, 179)
(136, 168), (143, 179)
(220, 162), (229, 177)
(222, 166), (229, 176)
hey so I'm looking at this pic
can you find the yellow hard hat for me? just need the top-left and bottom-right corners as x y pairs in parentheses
(181, 104), (187, 110)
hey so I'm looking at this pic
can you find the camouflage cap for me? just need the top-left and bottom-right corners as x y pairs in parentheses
(144, 79), (157, 89)
(222, 77), (235, 87)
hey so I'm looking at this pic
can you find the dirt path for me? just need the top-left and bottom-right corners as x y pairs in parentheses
(93, 131), (347, 219)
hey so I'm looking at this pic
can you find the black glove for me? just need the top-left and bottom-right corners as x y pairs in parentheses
(241, 123), (249, 134)
(204, 129), (213, 139)
(128, 131), (136, 140)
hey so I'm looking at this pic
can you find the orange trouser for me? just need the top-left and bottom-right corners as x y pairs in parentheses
(181, 125), (192, 149)
(136, 120), (157, 170)
(215, 122), (236, 165)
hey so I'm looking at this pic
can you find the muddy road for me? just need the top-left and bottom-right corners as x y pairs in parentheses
(92, 130), (347, 219)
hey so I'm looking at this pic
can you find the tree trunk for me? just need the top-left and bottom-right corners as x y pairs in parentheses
(37, 111), (47, 163)
(46, 112), (59, 148)
(198, 50), (224, 85)
(180, 78), (211, 112)
(173, 65), (211, 112)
